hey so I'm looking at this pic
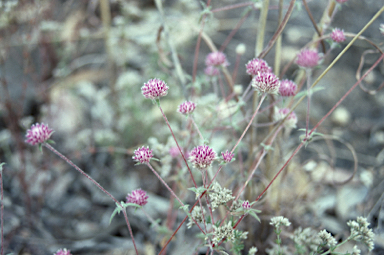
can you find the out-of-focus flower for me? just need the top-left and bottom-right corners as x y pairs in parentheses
(177, 101), (196, 115)
(133, 146), (153, 164)
(141, 78), (169, 100)
(275, 108), (297, 128)
(126, 189), (149, 206)
(336, 0), (348, 3)
(54, 249), (72, 255)
(245, 58), (272, 76)
(279, 79), (297, 97)
(204, 66), (220, 76)
(296, 49), (320, 68)
(331, 28), (346, 43)
(251, 72), (280, 95)
(189, 145), (216, 170)
(25, 123), (53, 146)
(169, 147), (179, 158)
(270, 216), (291, 228)
(205, 52), (229, 67)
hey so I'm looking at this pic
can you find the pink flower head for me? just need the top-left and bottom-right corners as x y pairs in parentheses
(331, 28), (346, 43)
(279, 79), (297, 97)
(141, 78), (169, 100)
(242, 200), (251, 209)
(245, 58), (272, 76)
(25, 123), (53, 146)
(54, 249), (72, 255)
(277, 108), (297, 128)
(169, 147), (179, 158)
(251, 72), (280, 95)
(204, 66), (220, 76)
(178, 101), (196, 115)
(132, 146), (153, 164)
(126, 188), (149, 206)
(336, 0), (348, 3)
(205, 52), (229, 67)
(296, 49), (320, 68)
(221, 150), (234, 163)
(189, 145), (216, 170)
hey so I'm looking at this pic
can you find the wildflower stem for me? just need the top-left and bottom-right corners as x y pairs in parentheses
(190, 116), (204, 141)
(231, 93), (267, 154)
(0, 164), (4, 255)
(42, 144), (139, 255)
(305, 68), (312, 138)
(157, 103), (198, 188)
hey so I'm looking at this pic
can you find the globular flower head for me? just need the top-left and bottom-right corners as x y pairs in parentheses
(331, 28), (346, 43)
(246, 58), (272, 76)
(275, 108), (297, 128)
(126, 188), (149, 206)
(279, 79), (297, 97)
(132, 146), (153, 164)
(296, 49), (320, 68)
(189, 145), (216, 170)
(204, 66), (220, 76)
(141, 78), (169, 100)
(242, 200), (251, 209)
(25, 123), (54, 146)
(54, 249), (72, 255)
(347, 217), (375, 251)
(221, 150), (234, 163)
(205, 52), (229, 67)
(177, 101), (196, 115)
(251, 72), (280, 95)
(318, 229), (337, 248)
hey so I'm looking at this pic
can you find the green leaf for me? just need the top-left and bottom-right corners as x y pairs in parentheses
(294, 86), (325, 99)
(188, 186), (207, 199)
(248, 211), (261, 223)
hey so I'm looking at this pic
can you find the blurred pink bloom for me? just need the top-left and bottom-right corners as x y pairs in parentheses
(141, 78), (169, 100)
(296, 49), (320, 68)
(336, 0), (348, 3)
(204, 66), (220, 76)
(178, 101), (196, 115)
(169, 147), (179, 158)
(205, 52), (229, 67)
(54, 249), (72, 255)
(331, 28), (346, 43)
(221, 150), (234, 163)
(245, 58), (272, 76)
(126, 189), (149, 206)
(189, 145), (216, 170)
(279, 79), (297, 97)
(133, 146), (153, 164)
(251, 72), (280, 95)
(25, 123), (53, 146)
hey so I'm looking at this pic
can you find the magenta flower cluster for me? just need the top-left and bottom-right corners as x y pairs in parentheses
(178, 101), (196, 115)
(221, 150), (234, 163)
(331, 28), (346, 43)
(296, 49), (320, 68)
(54, 249), (72, 255)
(245, 58), (272, 76)
(126, 188), (149, 206)
(205, 51), (229, 67)
(242, 200), (251, 209)
(251, 72), (280, 95)
(279, 79), (297, 97)
(25, 123), (53, 146)
(189, 145), (216, 170)
(132, 146), (153, 164)
(141, 78), (169, 100)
